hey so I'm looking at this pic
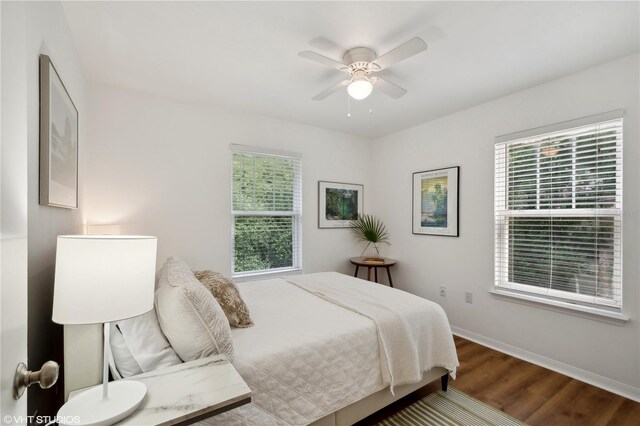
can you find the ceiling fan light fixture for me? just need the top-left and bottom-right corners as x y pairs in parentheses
(347, 78), (373, 100)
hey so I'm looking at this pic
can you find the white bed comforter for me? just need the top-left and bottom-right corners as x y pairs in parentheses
(202, 273), (457, 426)
(286, 272), (458, 391)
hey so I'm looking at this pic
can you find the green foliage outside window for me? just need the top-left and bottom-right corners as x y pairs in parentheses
(508, 217), (615, 298)
(233, 153), (299, 274)
(234, 216), (294, 273)
(506, 128), (618, 298)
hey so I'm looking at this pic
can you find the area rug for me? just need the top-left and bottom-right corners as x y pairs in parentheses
(375, 387), (526, 426)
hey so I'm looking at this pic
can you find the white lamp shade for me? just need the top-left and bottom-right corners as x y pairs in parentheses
(347, 79), (373, 100)
(52, 235), (157, 325)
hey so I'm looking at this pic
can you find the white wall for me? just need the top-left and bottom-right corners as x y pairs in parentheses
(371, 54), (640, 399)
(84, 83), (372, 276)
(82, 49), (638, 399)
(23, 0), (87, 415)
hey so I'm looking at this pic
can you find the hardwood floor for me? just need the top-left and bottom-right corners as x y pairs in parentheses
(356, 336), (640, 426)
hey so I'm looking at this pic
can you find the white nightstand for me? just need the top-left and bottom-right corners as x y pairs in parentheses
(68, 355), (251, 426)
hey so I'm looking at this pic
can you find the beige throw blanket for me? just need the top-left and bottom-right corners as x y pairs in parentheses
(285, 272), (459, 392)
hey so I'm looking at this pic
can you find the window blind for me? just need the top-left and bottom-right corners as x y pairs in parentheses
(495, 117), (623, 308)
(231, 146), (302, 276)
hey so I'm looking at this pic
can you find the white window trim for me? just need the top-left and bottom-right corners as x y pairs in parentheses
(495, 110), (624, 144)
(232, 267), (303, 282)
(489, 289), (629, 324)
(230, 144), (303, 278)
(494, 110), (625, 317)
(230, 143), (302, 159)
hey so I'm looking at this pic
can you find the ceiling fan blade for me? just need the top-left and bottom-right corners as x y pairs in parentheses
(373, 78), (407, 99)
(298, 51), (347, 71)
(312, 80), (349, 101)
(309, 37), (347, 58)
(373, 37), (428, 70)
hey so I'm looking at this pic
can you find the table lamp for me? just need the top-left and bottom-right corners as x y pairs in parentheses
(53, 235), (157, 426)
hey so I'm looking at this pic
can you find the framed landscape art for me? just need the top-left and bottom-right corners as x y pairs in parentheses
(318, 181), (363, 228)
(39, 54), (78, 209)
(412, 166), (459, 236)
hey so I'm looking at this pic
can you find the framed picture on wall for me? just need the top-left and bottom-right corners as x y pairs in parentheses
(318, 181), (363, 228)
(412, 166), (459, 236)
(39, 54), (78, 209)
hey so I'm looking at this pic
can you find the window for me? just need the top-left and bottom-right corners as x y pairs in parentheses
(231, 145), (302, 277)
(494, 113), (623, 311)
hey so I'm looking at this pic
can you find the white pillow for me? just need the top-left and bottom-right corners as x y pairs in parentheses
(109, 309), (182, 378)
(155, 257), (234, 362)
(109, 323), (142, 379)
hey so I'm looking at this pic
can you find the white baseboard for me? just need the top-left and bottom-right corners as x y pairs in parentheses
(451, 326), (640, 403)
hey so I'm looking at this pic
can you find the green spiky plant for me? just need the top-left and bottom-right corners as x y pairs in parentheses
(349, 214), (390, 257)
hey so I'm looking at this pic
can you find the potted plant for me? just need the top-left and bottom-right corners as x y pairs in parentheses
(349, 214), (390, 261)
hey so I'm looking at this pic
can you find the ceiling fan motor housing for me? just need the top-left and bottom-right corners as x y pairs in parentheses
(343, 47), (376, 68)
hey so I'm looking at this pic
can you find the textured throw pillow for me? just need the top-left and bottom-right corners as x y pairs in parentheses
(155, 257), (234, 362)
(194, 270), (254, 328)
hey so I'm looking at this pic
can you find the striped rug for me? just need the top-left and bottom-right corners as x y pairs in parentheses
(376, 387), (526, 426)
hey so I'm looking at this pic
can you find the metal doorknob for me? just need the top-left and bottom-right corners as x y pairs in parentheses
(13, 360), (59, 400)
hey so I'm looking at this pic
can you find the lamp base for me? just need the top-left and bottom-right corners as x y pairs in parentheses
(58, 380), (146, 426)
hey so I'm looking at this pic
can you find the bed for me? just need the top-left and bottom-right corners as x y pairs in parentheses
(64, 271), (458, 426)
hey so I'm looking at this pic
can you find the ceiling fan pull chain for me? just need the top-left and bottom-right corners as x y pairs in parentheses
(347, 92), (351, 118)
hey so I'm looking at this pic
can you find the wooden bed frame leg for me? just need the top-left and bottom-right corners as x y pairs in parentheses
(440, 374), (449, 392)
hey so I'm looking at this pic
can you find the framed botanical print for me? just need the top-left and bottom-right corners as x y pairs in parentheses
(39, 54), (78, 209)
(318, 181), (363, 228)
(412, 166), (459, 236)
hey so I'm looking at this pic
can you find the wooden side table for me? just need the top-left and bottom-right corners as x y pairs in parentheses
(69, 355), (251, 425)
(349, 256), (397, 287)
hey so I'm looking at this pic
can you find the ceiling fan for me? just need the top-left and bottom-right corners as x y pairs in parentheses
(299, 37), (428, 101)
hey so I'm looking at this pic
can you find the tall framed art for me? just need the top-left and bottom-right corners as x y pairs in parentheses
(412, 166), (459, 236)
(40, 54), (78, 209)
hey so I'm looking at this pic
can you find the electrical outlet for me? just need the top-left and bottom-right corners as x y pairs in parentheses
(465, 291), (473, 303)
(440, 286), (447, 297)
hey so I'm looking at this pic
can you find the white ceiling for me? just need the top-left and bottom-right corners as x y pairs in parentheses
(61, 1), (639, 139)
